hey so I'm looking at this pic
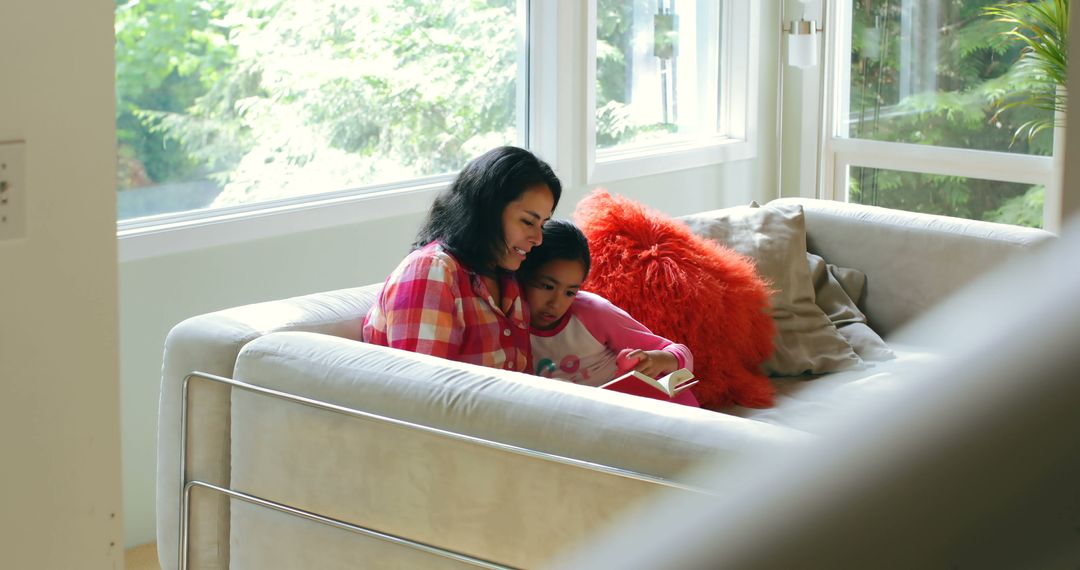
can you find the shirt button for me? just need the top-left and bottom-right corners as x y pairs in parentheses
(503, 328), (511, 337)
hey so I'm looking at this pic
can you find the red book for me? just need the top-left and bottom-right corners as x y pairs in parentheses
(600, 368), (701, 407)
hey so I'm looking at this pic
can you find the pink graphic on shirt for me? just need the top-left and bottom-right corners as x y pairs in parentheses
(559, 355), (590, 382)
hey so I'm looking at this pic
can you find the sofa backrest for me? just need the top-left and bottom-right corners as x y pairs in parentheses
(777, 198), (1054, 337)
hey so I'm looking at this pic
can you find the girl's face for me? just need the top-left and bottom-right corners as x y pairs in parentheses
(524, 258), (587, 329)
(497, 184), (554, 271)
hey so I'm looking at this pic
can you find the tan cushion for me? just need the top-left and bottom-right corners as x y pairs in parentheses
(681, 203), (862, 376)
(808, 252), (895, 362)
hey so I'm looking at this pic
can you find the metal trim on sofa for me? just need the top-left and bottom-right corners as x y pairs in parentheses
(178, 371), (709, 570)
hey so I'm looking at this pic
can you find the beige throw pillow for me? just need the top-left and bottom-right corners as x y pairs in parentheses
(680, 203), (863, 376)
(807, 252), (896, 362)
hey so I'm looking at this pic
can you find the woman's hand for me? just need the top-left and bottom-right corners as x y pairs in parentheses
(624, 349), (678, 378)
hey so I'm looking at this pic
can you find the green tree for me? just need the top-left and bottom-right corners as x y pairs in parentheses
(116, 0), (519, 211)
(594, 0), (678, 148)
(983, 0), (1068, 226)
(115, 0), (236, 189)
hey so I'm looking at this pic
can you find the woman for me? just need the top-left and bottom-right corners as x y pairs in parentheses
(362, 146), (562, 372)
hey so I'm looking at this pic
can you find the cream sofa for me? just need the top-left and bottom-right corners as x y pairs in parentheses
(155, 198), (1053, 569)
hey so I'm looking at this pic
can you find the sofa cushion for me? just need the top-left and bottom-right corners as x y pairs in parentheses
(572, 190), (776, 408)
(680, 202), (863, 376)
(720, 342), (939, 433)
(808, 253), (895, 362)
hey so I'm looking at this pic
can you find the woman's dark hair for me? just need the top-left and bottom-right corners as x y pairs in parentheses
(414, 146), (562, 274)
(518, 218), (591, 280)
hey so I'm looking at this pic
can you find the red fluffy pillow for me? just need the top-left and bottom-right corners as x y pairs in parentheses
(573, 190), (776, 408)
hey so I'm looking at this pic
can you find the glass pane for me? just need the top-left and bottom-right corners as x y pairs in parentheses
(845, 0), (1057, 156)
(116, 0), (524, 222)
(849, 166), (1043, 228)
(595, 0), (721, 150)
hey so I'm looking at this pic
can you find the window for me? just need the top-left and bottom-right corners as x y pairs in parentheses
(116, 0), (528, 224)
(587, 0), (758, 183)
(116, 1), (763, 258)
(594, 0), (720, 150)
(822, 0), (1060, 228)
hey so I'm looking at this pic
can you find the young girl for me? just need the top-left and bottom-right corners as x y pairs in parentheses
(519, 220), (699, 406)
(363, 146), (562, 372)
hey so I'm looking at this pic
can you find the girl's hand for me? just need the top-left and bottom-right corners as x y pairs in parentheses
(625, 349), (678, 378)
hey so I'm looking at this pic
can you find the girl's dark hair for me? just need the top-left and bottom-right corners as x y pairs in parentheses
(518, 218), (591, 280)
(414, 146), (562, 274)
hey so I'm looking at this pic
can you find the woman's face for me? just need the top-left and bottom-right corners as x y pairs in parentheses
(497, 184), (554, 271)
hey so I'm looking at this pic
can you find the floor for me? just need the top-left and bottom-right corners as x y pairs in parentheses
(125, 543), (161, 570)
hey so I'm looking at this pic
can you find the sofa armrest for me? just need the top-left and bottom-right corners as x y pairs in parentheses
(155, 284), (380, 570)
(773, 198), (1055, 337)
(225, 331), (806, 568)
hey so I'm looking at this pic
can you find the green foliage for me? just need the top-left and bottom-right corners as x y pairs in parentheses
(115, 0), (237, 189)
(116, 0), (519, 209)
(985, 0), (1069, 142)
(595, 0), (635, 108)
(594, 0), (675, 148)
(984, 184), (1045, 226)
(847, 0), (1057, 227)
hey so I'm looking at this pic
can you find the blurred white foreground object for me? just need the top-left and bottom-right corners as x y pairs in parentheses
(555, 217), (1080, 569)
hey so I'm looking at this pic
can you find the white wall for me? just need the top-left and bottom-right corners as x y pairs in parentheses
(117, 2), (781, 547)
(0, 2), (124, 568)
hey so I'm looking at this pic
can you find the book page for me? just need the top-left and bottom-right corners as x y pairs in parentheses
(656, 369), (695, 395)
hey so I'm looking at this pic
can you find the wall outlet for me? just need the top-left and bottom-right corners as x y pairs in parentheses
(0, 140), (27, 241)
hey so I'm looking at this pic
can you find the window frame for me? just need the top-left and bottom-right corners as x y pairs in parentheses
(585, 0), (759, 185)
(817, 0), (1059, 221)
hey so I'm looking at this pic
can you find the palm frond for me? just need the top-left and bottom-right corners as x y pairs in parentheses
(983, 0), (1068, 143)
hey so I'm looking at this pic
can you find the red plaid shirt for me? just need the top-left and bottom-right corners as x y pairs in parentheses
(362, 242), (532, 372)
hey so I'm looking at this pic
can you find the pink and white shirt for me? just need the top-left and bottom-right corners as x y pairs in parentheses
(362, 242), (532, 372)
(530, 291), (692, 386)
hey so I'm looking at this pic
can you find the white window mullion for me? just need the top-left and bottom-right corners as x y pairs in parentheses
(584, 0), (600, 183)
(721, 0), (754, 143)
(517, 0), (532, 150)
(819, 0), (851, 200)
(830, 139), (1055, 204)
(698, 0), (720, 135)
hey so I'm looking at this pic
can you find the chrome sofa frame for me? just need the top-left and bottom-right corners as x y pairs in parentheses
(178, 371), (706, 570)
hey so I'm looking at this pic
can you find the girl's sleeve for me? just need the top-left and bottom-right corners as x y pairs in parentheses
(376, 253), (465, 359)
(573, 292), (694, 372)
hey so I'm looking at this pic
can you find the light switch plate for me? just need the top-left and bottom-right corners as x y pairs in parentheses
(0, 140), (27, 241)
